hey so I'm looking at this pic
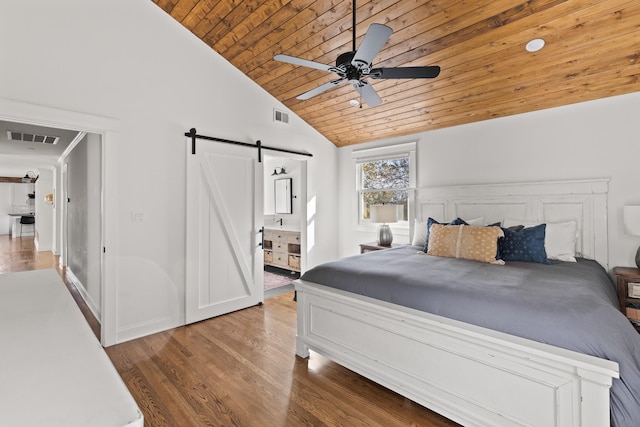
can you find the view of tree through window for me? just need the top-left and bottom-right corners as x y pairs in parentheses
(360, 157), (409, 221)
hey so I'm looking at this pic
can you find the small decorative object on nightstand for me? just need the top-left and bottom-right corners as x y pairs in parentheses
(370, 204), (397, 246)
(613, 266), (640, 332)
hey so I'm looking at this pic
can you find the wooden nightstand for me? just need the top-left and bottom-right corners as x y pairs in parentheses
(359, 242), (401, 254)
(613, 266), (640, 332)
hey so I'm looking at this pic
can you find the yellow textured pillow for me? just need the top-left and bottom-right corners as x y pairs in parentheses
(427, 224), (505, 264)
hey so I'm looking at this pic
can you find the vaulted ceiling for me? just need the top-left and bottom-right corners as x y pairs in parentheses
(152, 0), (640, 147)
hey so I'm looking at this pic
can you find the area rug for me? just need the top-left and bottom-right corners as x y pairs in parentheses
(264, 270), (295, 291)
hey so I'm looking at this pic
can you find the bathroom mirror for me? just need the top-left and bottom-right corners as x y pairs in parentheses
(274, 178), (292, 214)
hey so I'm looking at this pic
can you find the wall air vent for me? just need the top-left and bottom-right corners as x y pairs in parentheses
(7, 131), (60, 145)
(273, 108), (290, 124)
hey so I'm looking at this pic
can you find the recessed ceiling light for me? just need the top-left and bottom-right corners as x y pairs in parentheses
(349, 99), (360, 107)
(525, 38), (545, 52)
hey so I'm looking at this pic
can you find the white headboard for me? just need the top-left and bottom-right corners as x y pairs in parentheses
(415, 179), (610, 269)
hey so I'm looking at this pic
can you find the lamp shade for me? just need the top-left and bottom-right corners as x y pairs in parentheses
(370, 204), (398, 224)
(623, 206), (640, 236)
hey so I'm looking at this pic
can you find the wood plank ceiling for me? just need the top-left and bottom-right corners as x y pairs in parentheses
(152, 0), (640, 147)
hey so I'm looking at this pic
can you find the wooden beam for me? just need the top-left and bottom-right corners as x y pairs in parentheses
(0, 177), (27, 184)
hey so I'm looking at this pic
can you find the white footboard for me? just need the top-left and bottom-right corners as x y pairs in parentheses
(295, 280), (619, 427)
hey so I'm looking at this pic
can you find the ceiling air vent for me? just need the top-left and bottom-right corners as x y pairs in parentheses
(7, 131), (60, 145)
(273, 108), (290, 124)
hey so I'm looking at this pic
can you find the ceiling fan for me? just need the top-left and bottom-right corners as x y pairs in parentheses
(273, 1), (440, 107)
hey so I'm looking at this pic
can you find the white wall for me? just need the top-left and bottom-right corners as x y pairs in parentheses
(86, 134), (102, 314)
(34, 168), (54, 250)
(64, 134), (102, 317)
(338, 91), (640, 269)
(0, 184), (13, 234)
(0, 0), (338, 344)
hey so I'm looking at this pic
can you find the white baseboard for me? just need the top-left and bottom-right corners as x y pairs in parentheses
(66, 267), (101, 322)
(115, 315), (183, 345)
(34, 237), (52, 252)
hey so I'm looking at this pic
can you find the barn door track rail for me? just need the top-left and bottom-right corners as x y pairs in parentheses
(186, 128), (313, 161)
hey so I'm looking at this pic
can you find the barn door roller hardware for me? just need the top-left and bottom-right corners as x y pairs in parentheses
(186, 128), (313, 161)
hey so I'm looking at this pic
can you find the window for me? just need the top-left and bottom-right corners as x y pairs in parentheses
(352, 142), (416, 227)
(359, 157), (409, 222)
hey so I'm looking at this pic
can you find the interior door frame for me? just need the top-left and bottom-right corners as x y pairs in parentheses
(0, 98), (119, 346)
(264, 153), (308, 274)
(61, 163), (68, 267)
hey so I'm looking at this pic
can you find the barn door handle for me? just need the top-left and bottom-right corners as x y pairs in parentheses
(258, 227), (264, 249)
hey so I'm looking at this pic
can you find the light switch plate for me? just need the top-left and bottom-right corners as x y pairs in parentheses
(131, 211), (145, 223)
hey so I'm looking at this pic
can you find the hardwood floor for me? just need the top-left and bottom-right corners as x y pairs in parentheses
(1, 234), (459, 426)
(0, 233), (59, 273)
(106, 293), (461, 427)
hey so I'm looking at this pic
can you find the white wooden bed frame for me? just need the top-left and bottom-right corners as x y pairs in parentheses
(295, 179), (618, 427)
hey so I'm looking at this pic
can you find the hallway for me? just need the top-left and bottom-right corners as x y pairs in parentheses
(0, 234), (100, 339)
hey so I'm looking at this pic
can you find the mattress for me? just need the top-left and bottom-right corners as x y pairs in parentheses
(301, 246), (640, 426)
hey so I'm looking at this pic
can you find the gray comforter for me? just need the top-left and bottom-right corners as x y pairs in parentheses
(300, 246), (640, 427)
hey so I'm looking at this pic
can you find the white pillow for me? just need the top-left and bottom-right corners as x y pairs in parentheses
(412, 219), (428, 247)
(465, 216), (485, 226)
(502, 218), (578, 262)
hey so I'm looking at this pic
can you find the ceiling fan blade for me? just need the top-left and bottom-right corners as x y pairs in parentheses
(297, 79), (346, 100)
(369, 65), (440, 79)
(351, 23), (393, 68)
(354, 81), (382, 107)
(274, 54), (332, 72)
(369, 66), (441, 79)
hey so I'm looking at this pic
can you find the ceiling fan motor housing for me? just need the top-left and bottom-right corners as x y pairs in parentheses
(337, 51), (368, 84)
(336, 51), (356, 67)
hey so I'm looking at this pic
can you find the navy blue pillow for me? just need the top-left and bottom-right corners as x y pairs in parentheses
(423, 217), (466, 252)
(498, 224), (550, 264)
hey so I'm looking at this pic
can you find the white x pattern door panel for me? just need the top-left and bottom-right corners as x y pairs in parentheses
(185, 140), (263, 324)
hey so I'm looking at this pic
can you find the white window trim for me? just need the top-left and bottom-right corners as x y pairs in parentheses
(352, 142), (416, 235)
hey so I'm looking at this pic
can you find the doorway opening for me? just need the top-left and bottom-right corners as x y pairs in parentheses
(263, 155), (306, 298)
(0, 98), (118, 345)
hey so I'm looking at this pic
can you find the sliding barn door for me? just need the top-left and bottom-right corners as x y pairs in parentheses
(185, 140), (264, 324)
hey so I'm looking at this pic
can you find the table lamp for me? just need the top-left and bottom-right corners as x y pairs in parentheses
(370, 204), (398, 246)
(623, 205), (640, 269)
